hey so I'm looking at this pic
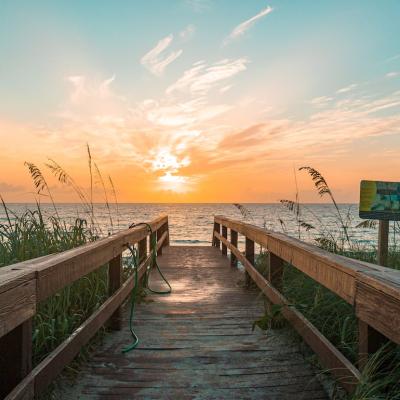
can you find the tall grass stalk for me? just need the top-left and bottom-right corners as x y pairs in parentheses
(268, 166), (400, 399)
(94, 162), (113, 234)
(1, 146), (120, 366)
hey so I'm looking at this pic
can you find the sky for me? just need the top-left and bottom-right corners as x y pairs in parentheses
(0, 0), (400, 203)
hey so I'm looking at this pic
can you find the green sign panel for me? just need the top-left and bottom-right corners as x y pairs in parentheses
(360, 180), (400, 221)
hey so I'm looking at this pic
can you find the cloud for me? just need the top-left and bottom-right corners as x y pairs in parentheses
(218, 123), (267, 149)
(66, 74), (118, 104)
(384, 54), (400, 64)
(219, 85), (233, 93)
(184, 0), (212, 13)
(179, 24), (196, 40)
(336, 83), (358, 94)
(166, 58), (248, 95)
(140, 34), (183, 76)
(224, 5), (273, 44)
(143, 97), (231, 127)
(147, 147), (190, 173)
(310, 96), (333, 107)
(0, 182), (25, 193)
(67, 76), (87, 103)
(386, 71), (399, 78)
(99, 75), (116, 97)
(145, 147), (196, 192)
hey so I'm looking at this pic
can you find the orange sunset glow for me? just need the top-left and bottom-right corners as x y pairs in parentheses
(0, 1), (399, 203)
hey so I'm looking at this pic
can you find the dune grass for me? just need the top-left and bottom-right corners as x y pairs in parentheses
(249, 167), (400, 399)
(0, 199), (109, 366)
(0, 147), (119, 366)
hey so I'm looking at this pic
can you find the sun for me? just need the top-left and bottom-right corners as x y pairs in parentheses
(146, 147), (193, 193)
(159, 172), (190, 193)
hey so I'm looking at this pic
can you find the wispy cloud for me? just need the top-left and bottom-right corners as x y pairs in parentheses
(166, 58), (248, 95)
(384, 54), (400, 64)
(336, 83), (358, 94)
(219, 85), (233, 93)
(386, 71), (399, 78)
(0, 181), (25, 193)
(141, 34), (183, 76)
(67, 74), (117, 103)
(309, 96), (333, 107)
(180, 24), (196, 40)
(224, 5), (273, 44)
(184, 0), (212, 13)
(67, 76), (87, 103)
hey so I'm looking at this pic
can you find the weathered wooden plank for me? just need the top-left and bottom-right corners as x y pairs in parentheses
(164, 219), (170, 247)
(268, 253), (283, 291)
(245, 237), (254, 287)
(221, 226), (227, 256)
(355, 279), (400, 345)
(0, 275), (36, 338)
(138, 237), (148, 264)
(214, 216), (382, 304)
(157, 223), (166, 256)
(358, 320), (388, 370)
(215, 232), (361, 392)
(213, 222), (220, 248)
(267, 235), (355, 303)
(230, 230), (238, 267)
(37, 216), (167, 301)
(356, 268), (400, 301)
(2, 379), (34, 400)
(0, 319), (32, 399)
(1, 215), (167, 304)
(58, 246), (328, 400)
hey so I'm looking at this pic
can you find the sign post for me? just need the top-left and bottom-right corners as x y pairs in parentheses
(377, 220), (389, 266)
(359, 180), (400, 266)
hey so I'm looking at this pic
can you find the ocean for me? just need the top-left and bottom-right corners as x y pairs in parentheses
(0, 203), (383, 248)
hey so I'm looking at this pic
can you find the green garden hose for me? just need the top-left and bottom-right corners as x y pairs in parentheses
(122, 223), (172, 353)
(122, 243), (140, 353)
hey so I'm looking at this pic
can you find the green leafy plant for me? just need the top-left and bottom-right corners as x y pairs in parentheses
(252, 304), (285, 331)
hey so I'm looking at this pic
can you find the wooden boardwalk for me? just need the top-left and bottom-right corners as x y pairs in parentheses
(59, 246), (327, 400)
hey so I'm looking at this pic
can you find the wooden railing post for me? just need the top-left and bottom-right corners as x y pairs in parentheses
(358, 320), (387, 370)
(378, 220), (389, 266)
(138, 236), (147, 264)
(108, 254), (122, 330)
(0, 319), (32, 399)
(268, 252), (284, 290)
(157, 223), (165, 256)
(213, 222), (221, 248)
(230, 229), (238, 267)
(222, 226), (227, 256)
(165, 218), (170, 247)
(150, 229), (157, 266)
(266, 252), (284, 318)
(245, 237), (254, 286)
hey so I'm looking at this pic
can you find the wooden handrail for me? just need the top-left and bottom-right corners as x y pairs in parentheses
(0, 215), (169, 400)
(213, 215), (400, 393)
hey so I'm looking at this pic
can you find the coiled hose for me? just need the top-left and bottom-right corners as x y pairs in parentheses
(122, 223), (172, 353)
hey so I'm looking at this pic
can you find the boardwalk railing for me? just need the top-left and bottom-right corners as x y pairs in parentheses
(213, 215), (400, 392)
(0, 215), (169, 400)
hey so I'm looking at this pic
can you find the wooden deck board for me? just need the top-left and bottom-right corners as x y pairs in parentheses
(58, 246), (328, 399)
